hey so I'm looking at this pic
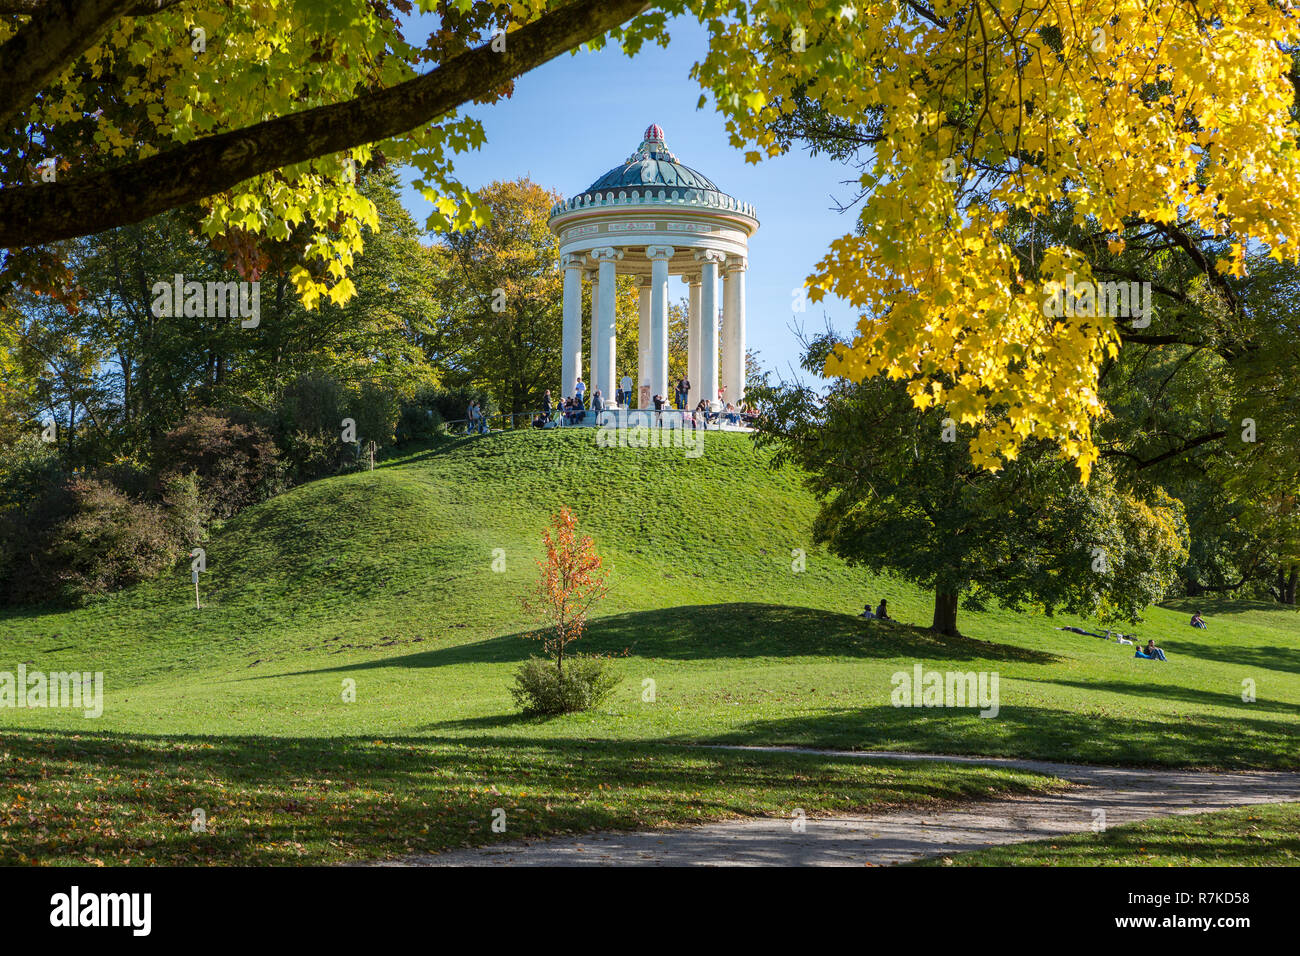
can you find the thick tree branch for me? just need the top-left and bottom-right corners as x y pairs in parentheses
(1118, 332), (1204, 347)
(0, 0), (649, 248)
(1102, 429), (1228, 470)
(0, 0), (184, 126)
(0, 0), (181, 14)
(1156, 221), (1239, 314)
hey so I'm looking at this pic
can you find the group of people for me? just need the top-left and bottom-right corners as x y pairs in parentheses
(1127, 611), (1209, 661)
(465, 400), (489, 434)
(649, 393), (758, 430)
(469, 375), (766, 434)
(860, 602), (1198, 663)
(859, 599), (891, 621)
(1054, 613), (1210, 662)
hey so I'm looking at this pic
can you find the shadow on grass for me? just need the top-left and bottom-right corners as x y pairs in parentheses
(251, 603), (1062, 681)
(1166, 639), (1300, 676)
(1016, 675), (1300, 717)
(695, 702), (1300, 770)
(1159, 596), (1294, 616)
(0, 728), (1049, 866)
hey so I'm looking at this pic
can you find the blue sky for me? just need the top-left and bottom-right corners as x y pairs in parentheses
(397, 15), (858, 381)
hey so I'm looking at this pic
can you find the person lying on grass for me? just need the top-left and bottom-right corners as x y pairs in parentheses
(1057, 625), (1106, 638)
(1135, 639), (1168, 662)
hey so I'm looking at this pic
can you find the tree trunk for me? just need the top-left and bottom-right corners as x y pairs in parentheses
(1283, 566), (1298, 606)
(930, 588), (960, 637)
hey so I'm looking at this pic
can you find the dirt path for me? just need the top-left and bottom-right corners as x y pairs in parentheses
(380, 747), (1300, 866)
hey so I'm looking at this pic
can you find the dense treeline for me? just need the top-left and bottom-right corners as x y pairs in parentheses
(0, 164), (734, 606)
(0, 169), (587, 606)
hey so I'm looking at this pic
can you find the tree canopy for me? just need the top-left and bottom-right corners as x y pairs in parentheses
(5, 0), (1300, 478)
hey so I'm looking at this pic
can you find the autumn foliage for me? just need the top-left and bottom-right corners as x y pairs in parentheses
(523, 507), (610, 675)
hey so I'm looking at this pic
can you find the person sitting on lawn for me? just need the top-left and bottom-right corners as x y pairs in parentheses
(1136, 639), (1168, 661)
(1190, 611), (1207, 629)
(859, 602), (875, 620)
(875, 599), (891, 621)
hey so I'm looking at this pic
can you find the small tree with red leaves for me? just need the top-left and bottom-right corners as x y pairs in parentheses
(524, 507), (609, 677)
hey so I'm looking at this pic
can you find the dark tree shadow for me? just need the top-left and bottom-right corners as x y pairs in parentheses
(243, 603), (1061, 682)
(0, 728), (1046, 866)
(1166, 640), (1300, 676)
(695, 703), (1300, 770)
(1016, 675), (1300, 717)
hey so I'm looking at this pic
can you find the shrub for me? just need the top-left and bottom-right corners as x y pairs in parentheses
(49, 477), (177, 602)
(269, 374), (358, 482)
(0, 433), (64, 510)
(347, 381), (401, 451)
(160, 471), (206, 549)
(155, 408), (280, 519)
(396, 401), (446, 444)
(403, 385), (496, 431)
(0, 437), (74, 605)
(277, 428), (356, 484)
(275, 372), (349, 438)
(509, 655), (621, 716)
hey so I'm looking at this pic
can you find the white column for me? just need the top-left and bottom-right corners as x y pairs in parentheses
(723, 256), (747, 405)
(586, 268), (598, 402)
(590, 246), (623, 404)
(561, 254), (583, 398)
(647, 245), (673, 401)
(696, 249), (724, 409)
(637, 277), (651, 406)
(687, 274), (701, 406)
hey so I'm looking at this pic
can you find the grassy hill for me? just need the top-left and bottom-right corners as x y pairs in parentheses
(1, 429), (1297, 863)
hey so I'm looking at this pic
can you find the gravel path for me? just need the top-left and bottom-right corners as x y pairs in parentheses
(379, 747), (1300, 867)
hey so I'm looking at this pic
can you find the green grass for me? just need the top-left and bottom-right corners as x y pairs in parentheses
(920, 803), (1300, 866)
(1, 429), (1297, 864)
(0, 730), (1056, 865)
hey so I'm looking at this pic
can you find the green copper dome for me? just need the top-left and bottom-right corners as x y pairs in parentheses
(575, 124), (723, 199)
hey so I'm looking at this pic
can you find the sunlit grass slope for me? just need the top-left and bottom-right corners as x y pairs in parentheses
(1, 429), (1297, 864)
(2, 429), (1297, 768)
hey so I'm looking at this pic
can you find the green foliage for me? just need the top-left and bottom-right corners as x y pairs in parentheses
(0, 436), (74, 604)
(400, 385), (496, 431)
(347, 382), (401, 451)
(432, 179), (567, 413)
(396, 401), (445, 444)
(751, 335), (1188, 633)
(510, 655), (621, 716)
(275, 373), (350, 438)
(160, 472), (207, 551)
(0, 434), (64, 510)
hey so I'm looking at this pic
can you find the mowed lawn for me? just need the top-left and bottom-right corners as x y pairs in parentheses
(1, 429), (1297, 863)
